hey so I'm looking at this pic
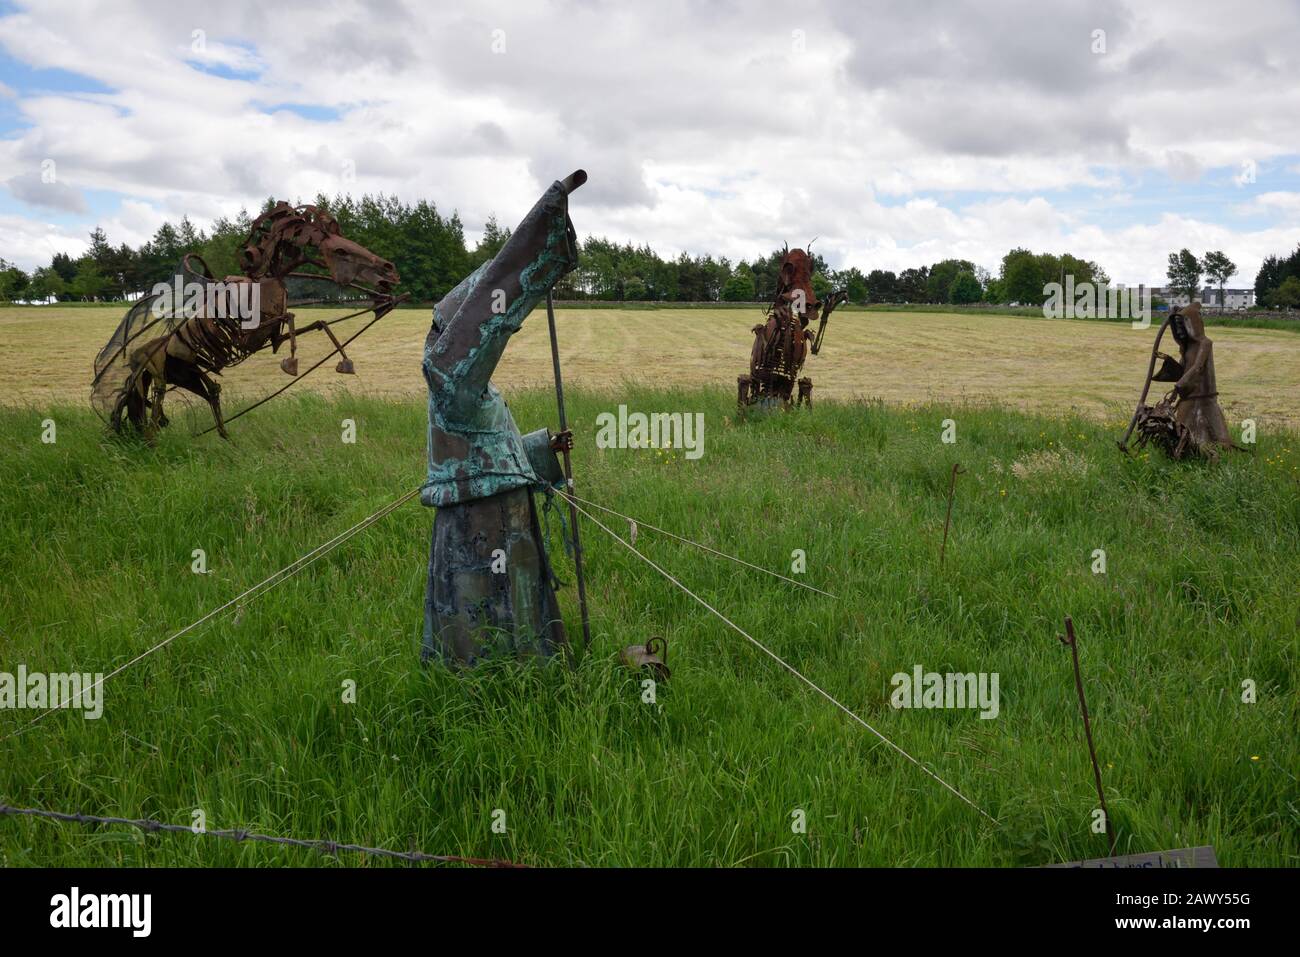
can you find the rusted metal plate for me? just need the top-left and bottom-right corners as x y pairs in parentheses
(1045, 846), (1219, 868)
(620, 636), (669, 681)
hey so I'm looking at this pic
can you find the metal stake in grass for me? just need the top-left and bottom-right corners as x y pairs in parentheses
(940, 463), (964, 568)
(1057, 616), (1117, 856)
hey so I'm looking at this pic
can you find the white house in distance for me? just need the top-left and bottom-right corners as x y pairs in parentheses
(1151, 286), (1255, 309)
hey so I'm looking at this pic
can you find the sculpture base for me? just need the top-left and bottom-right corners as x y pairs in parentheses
(737, 373), (812, 410)
(422, 486), (567, 668)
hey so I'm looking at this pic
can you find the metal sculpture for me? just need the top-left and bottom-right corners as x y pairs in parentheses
(1118, 302), (1234, 460)
(620, 636), (670, 682)
(420, 170), (589, 668)
(91, 202), (401, 439)
(738, 246), (846, 409)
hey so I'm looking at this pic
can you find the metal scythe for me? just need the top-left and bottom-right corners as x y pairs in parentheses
(546, 288), (592, 654)
(1117, 313), (1175, 453)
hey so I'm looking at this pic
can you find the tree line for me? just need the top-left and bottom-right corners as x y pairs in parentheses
(1163, 246), (1300, 310)
(1253, 245), (1300, 308)
(0, 190), (1285, 310)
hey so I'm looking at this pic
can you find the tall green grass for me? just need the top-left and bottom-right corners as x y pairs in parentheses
(0, 388), (1295, 866)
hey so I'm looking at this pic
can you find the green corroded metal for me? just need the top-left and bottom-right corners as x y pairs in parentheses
(419, 174), (582, 667)
(420, 181), (578, 507)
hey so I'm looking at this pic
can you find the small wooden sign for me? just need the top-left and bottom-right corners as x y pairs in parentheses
(1046, 845), (1219, 868)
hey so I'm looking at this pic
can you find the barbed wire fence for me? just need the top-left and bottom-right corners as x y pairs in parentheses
(0, 488), (533, 869)
(2, 486), (863, 868)
(0, 804), (525, 868)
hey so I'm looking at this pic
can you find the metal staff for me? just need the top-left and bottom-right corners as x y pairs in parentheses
(546, 289), (592, 653)
(1117, 314), (1175, 452)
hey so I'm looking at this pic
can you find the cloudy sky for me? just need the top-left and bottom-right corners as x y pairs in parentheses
(1, 0), (1298, 285)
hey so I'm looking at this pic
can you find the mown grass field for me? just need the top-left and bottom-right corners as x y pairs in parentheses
(3, 304), (1299, 429)
(1, 384), (1297, 867)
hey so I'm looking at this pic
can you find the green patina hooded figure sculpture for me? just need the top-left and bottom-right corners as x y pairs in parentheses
(420, 170), (586, 666)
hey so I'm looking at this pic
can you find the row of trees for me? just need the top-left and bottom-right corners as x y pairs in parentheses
(0, 193), (1274, 310)
(566, 244), (1112, 308)
(0, 209), (860, 306)
(1165, 249), (1239, 309)
(1254, 244), (1300, 308)
(0, 195), (482, 306)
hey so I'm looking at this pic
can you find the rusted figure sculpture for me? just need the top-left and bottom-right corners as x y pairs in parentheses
(420, 171), (587, 668)
(738, 247), (846, 409)
(92, 203), (400, 439)
(1119, 302), (1234, 460)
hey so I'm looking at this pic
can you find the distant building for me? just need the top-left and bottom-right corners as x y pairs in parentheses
(1151, 286), (1255, 310)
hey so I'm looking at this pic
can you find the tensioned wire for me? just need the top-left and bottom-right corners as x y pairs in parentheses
(1, 487), (422, 742)
(5, 481), (994, 825)
(557, 491), (836, 598)
(3, 484), (810, 739)
(559, 490), (999, 826)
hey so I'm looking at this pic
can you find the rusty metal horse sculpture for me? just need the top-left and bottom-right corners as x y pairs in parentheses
(738, 246), (846, 409)
(92, 203), (400, 439)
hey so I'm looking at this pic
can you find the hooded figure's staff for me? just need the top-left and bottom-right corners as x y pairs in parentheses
(1117, 313), (1175, 453)
(546, 286), (592, 653)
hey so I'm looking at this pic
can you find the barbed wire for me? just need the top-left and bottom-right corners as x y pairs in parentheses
(0, 804), (525, 868)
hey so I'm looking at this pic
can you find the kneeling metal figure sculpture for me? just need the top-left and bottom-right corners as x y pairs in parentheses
(738, 246), (847, 409)
(420, 170), (589, 668)
(91, 202), (401, 439)
(1118, 302), (1235, 460)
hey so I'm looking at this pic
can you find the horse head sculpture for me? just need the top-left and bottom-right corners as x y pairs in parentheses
(240, 202), (398, 298)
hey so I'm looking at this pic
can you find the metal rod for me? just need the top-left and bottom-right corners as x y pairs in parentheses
(545, 290), (592, 653)
(1118, 314), (1174, 452)
(940, 463), (964, 568)
(193, 296), (406, 436)
(1058, 616), (1117, 856)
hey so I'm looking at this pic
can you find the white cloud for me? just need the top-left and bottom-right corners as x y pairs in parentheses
(5, 169), (87, 213)
(0, 0), (1296, 284)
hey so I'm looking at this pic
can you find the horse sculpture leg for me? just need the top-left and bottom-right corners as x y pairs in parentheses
(294, 319), (356, 373)
(797, 377), (813, 407)
(162, 356), (230, 440)
(204, 376), (229, 440)
(279, 313), (300, 376)
(146, 376), (168, 441)
(125, 336), (171, 439)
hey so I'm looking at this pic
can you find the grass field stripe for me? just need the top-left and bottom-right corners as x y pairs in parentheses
(564, 496), (998, 825)
(560, 492), (837, 598)
(2, 487), (421, 742)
